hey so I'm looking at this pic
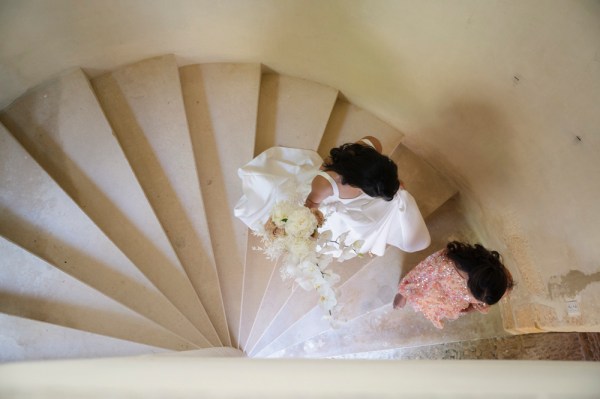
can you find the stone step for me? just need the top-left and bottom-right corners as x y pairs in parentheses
(0, 236), (196, 351)
(0, 68), (210, 345)
(0, 122), (210, 348)
(271, 302), (508, 359)
(256, 196), (472, 358)
(237, 234), (279, 350)
(180, 63), (261, 347)
(254, 73), (338, 155)
(391, 143), (457, 218)
(243, 263), (299, 354)
(248, 251), (399, 357)
(317, 100), (404, 157)
(91, 55), (223, 346)
(0, 313), (169, 363)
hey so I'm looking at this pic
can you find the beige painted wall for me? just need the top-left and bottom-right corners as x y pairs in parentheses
(1, 0), (599, 331)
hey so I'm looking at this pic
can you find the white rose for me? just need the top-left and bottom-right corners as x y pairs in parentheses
(271, 201), (295, 228)
(285, 207), (318, 238)
(286, 236), (316, 262)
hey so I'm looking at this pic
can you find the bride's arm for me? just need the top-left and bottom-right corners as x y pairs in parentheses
(304, 175), (333, 210)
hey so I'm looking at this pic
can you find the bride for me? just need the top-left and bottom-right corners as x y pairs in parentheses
(234, 136), (431, 256)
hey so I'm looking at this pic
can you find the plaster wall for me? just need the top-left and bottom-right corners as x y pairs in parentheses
(1, 0), (599, 331)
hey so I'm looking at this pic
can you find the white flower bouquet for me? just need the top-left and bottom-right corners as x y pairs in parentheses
(254, 201), (364, 316)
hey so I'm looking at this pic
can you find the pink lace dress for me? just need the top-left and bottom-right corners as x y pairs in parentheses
(398, 249), (489, 329)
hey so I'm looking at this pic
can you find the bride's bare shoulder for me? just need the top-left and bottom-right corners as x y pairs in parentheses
(312, 173), (334, 193)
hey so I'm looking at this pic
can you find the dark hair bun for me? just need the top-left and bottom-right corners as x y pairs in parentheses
(324, 143), (400, 201)
(446, 241), (514, 305)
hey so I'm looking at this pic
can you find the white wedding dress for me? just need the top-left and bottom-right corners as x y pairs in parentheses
(234, 146), (431, 256)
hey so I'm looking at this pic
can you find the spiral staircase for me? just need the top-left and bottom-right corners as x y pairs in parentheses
(0, 54), (508, 362)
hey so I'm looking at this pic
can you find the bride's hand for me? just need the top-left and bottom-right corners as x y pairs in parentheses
(264, 218), (284, 239)
(310, 208), (325, 227)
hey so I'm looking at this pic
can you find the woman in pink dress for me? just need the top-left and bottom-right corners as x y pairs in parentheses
(393, 241), (514, 329)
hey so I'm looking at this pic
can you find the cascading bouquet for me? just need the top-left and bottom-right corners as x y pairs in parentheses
(254, 200), (364, 317)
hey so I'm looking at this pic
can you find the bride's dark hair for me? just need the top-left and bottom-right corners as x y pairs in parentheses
(446, 241), (514, 305)
(323, 143), (400, 201)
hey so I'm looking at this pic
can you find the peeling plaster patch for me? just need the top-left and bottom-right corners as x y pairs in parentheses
(548, 270), (600, 300)
(499, 294), (517, 333)
(513, 303), (557, 333)
(470, 209), (556, 333)
(495, 212), (546, 296)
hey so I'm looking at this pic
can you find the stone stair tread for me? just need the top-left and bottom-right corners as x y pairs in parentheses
(0, 313), (170, 363)
(180, 63), (261, 347)
(91, 55), (224, 346)
(391, 144), (457, 218)
(254, 74), (338, 155)
(247, 252), (381, 356)
(238, 234), (279, 349)
(0, 122), (210, 348)
(260, 248), (409, 358)
(249, 251), (398, 356)
(317, 100), (404, 158)
(244, 265), (298, 354)
(271, 302), (508, 359)
(0, 68), (210, 344)
(0, 236), (196, 351)
(249, 252), (398, 357)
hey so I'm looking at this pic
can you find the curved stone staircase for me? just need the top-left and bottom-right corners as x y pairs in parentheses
(0, 54), (507, 362)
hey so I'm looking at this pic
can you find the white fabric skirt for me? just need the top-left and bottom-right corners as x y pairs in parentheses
(234, 147), (431, 255)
